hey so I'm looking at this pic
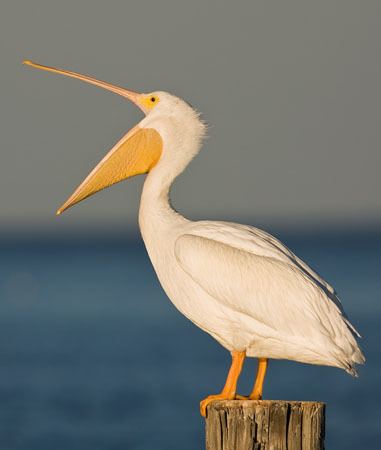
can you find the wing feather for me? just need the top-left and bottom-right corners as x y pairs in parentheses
(175, 233), (335, 339)
(175, 221), (364, 368)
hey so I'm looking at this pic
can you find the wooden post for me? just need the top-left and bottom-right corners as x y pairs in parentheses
(205, 400), (325, 450)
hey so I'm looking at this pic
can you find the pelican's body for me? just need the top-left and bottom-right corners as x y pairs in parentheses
(137, 93), (363, 373)
(25, 61), (364, 415)
(142, 215), (362, 371)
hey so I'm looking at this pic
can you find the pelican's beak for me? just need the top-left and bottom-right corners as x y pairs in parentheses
(23, 60), (144, 111)
(23, 61), (163, 215)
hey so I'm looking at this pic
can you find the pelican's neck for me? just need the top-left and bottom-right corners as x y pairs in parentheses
(140, 167), (175, 217)
(138, 107), (206, 238)
(138, 155), (189, 238)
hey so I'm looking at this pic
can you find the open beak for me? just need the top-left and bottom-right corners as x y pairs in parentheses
(24, 61), (162, 215)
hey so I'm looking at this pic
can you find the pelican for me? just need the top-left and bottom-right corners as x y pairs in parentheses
(24, 61), (365, 416)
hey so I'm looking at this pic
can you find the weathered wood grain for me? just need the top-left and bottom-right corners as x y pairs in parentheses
(205, 400), (325, 450)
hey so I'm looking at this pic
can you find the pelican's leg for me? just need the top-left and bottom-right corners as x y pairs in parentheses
(249, 357), (268, 399)
(200, 350), (245, 417)
(236, 357), (268, 400)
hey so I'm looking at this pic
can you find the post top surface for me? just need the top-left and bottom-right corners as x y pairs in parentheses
(208, 399), (326, 410)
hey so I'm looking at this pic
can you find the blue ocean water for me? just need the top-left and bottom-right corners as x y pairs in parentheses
(0, 229), (380, 450)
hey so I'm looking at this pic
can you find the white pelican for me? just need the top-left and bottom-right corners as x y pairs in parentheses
(24, 61), (365, 416)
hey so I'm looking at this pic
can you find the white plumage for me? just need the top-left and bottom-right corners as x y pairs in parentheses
(138, 92), (364, 376)
(25, 61), (365, 416)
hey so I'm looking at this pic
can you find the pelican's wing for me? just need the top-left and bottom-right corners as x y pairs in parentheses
(188, 221), (337, 296)
(175, 221), (363, 363)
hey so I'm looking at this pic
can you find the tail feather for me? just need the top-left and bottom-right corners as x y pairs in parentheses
(341, 345), (365, 377)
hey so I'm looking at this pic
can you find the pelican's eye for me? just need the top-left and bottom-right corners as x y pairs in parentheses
(141, 94), (160, 111)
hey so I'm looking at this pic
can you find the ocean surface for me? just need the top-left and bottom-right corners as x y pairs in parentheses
(0, 229), (380, 450)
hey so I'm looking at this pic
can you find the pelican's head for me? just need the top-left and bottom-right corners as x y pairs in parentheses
(23, 61), (206, 214)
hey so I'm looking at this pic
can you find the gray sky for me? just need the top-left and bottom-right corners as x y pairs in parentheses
(1, 0), (380, 234)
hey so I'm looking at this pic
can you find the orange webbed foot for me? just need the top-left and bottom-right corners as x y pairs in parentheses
(200, 393), (235, 417)
(234, 393), (262, 400)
